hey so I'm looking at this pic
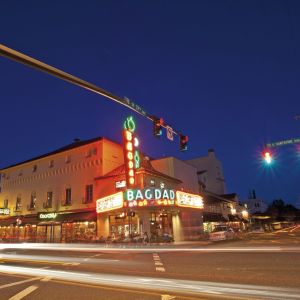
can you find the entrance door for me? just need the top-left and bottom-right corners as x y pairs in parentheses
(46, 225), (61, 243)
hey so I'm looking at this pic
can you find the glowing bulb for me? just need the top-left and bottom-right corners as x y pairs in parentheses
(125, 130), (132, 141)
(134, 137), (139, 147)
(127, 152), (133, 160)
(126, 142), (133, 151)
(129, 177), (135, 185)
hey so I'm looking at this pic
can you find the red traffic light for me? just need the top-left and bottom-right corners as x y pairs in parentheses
(180, 134), (188, 151)
(263, 150), (272, 165)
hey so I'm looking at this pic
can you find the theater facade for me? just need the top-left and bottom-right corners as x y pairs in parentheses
(0, 117), (205, 242)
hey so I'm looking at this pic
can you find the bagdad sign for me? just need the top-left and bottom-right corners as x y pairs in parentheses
(124, 188), (175, 201)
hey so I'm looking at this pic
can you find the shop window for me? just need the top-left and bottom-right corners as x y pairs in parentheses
(65, 188), (72, 205)
(15, 196), (22, 211)
(44, 191), (53, 208)
(3, 199), (8, 208)
(85, 185), (93, 203)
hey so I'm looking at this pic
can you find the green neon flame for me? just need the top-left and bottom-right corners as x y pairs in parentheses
(123, 116), (136, 132)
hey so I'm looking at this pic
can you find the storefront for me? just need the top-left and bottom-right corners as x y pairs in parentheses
(0, 210), (97, 243)
(96, 188), (204, 242)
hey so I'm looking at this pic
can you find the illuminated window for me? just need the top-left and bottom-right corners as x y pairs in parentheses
(85, 184), (93, 203)
(45, 191), (53, 208)
(29, 192), (36, 210)
(65, 188), (72, 205)
(3, 199), (8, 208)
(15, 196), (22, 211)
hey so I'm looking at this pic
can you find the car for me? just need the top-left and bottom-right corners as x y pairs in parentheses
(209, 226), (235, 241)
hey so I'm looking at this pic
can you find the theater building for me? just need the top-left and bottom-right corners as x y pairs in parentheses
(0, 132), (204, 242)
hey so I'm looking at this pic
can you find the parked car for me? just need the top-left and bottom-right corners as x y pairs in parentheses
(209, 226), (235, 241)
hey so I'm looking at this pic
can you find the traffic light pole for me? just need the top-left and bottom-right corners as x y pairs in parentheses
(0, 43), (184, 138)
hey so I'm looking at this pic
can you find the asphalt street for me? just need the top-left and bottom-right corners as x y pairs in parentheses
(0, 226), (299, 300)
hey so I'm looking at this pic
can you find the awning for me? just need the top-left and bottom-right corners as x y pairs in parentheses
(0, 217), (17, 226)
(203, 213), (227, 222)
(57, 211), (97, 223)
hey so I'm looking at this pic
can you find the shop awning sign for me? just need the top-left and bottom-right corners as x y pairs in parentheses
(96, 192), (124, 213)
(0, 208), (10, 215)
(38, 212), (58, 220)
(176, 191), (204, 209)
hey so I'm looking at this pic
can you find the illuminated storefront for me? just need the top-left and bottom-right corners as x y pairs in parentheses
(96, 187), (204, 241)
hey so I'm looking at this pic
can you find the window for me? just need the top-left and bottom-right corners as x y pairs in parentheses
(93, 147), (97, 155)
(65, 155), (71, 163)
(65, 188), (72, 205)
(49, 160), (54, 168)
(4, 199), (8, 208)
(45, 191), (53, 208)
(85, 149), (92, 157)
(85, 185), (93, 203)
(18, 170), (23, 176)
(32, 165), (37, 172)
(15, 196), (22, 211)
(28, 192), (36, 210)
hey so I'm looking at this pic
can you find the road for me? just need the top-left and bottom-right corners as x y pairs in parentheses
(0, 226), (300, 300)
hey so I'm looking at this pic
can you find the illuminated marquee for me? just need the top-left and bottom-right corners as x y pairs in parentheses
(96, 192), (124, 213)
(124, 188), (175, 201)
(123, 188), (175, 208)
(0, 208), (10, 215)
(176, 191), (204, 209)
(38, 212), (57, 220)
(123, 116), (140, 187)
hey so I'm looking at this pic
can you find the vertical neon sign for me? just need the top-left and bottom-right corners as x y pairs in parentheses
(123, 116), (140, 187)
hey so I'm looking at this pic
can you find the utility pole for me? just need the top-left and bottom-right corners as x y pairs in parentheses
(0, 44), (187, 146)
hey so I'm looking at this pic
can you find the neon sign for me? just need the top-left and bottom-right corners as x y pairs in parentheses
(96, 192), (124, 213)
(0, 208), (10, 215)
(38, 212), (57, 220)
(123, 116), (140, 187)
(176, 191), (203, 209)
(124, 188), (175, 201)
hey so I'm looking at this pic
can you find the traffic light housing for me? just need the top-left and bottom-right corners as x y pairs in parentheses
(180, 134), (188, 151)
(153, 117), (164, 137)
(263, 150), (272, 165)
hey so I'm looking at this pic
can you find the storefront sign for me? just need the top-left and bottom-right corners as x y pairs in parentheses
(176, 191), (204, 209)
(0, 208), (10, 215)
(96, 192), (124, 213)
(124, 188), (176, 201)
(38, 212), (58, 220)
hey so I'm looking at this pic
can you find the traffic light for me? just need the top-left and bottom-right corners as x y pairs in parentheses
(263, 150), (272, 165)
(153, 117), (164, 136)
(180, 134), (188, 151)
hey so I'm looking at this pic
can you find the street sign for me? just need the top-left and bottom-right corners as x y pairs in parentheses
(166, 126), (174, 141)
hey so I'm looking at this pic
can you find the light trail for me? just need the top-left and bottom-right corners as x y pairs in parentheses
(0, 265), (299, 299)
(0, 243), (300, 253)
(0, 253), (119, 265)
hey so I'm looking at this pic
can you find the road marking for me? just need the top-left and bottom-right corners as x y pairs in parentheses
(62, 262), (80, 266)
(41, 276), (52, 282)
(161, 295), (176, 300)
(0, 277), (40, 290)
(156, 267), (166, 272)
(9, 285), (38, 300)
(153, 253), (166, 272)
